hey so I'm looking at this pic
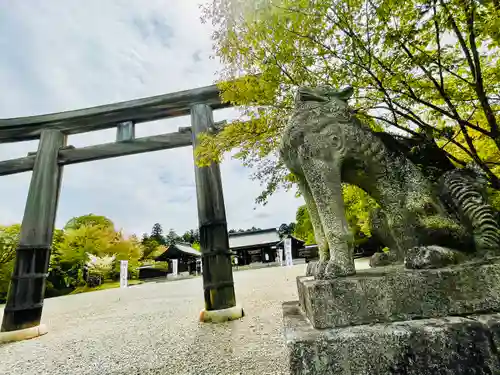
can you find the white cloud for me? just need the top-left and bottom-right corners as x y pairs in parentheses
(0, 0), (303, 237)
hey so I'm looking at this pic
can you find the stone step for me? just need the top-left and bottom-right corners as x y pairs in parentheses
(283, 301), (500, 375)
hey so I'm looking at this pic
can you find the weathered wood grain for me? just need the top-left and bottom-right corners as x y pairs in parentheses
(20, 129), (65, 246)
(191, 104), (237, 311)
(116, 121), (135, 142)
(0, 155), (36, 176)
(0, 83), (231, 143)
(178, 120), (227, 134)
(1, 130), (65, 332)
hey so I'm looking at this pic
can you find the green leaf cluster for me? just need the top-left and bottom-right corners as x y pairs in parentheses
(201, 0), (500, 240)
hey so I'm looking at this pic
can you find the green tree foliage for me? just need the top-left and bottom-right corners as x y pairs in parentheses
(47, 215), (143, 291)
(0, 224), (20, 266)
(200, 0), (500, 204)
(0, 216), (186, 302)
(64, 213), (115, 231)
(229, 227), (263, 233)
(293, 205), (316, 244)
(293, 184), (379, 243)
(181, 229), (200, 244)
(343, 185), (379, 237)
(46, 228), (73, 296)
(278, 222), (296, 238)
(165, 229), (180, 246)
(150, 223), (165, 245)
(140, 235), (162, 260)
(0, 224), (68, 302)
(85, 253), (116, 285)
(0, 224), (21, 303)
(143, 226), (201, 258)
(105, 234), (143, 280)
(56, 224), (118, 288)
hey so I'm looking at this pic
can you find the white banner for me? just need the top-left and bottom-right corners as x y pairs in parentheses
(278, 248), (283, 267)
(196, 259), (202, 275)
(120, 260), (128, 288)
(284, 238), (293, 267)
(172, 259), (178, 276)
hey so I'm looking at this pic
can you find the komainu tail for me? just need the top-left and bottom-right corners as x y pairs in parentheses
(438, 167), (500, 254)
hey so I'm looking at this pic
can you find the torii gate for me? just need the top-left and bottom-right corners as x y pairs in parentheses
(0, 84), (243, 342)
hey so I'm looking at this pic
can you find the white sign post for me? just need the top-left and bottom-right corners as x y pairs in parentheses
(172, 259), (178, 276)
(120, 260), (128, 288)
(284, 238), (293, 267)
(278, 248), (283, 267)
(197, 259), (202, 275)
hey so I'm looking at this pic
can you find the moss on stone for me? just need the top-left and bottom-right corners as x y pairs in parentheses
(418, 215), (462, 231)
(415, 214), (473, 252)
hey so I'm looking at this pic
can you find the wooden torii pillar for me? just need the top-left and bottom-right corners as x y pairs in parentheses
(1, 130), (65, 336)
(191, 104), (243, 322)
(0, 83), (243, 343)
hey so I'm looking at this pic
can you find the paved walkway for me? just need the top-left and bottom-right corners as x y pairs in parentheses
(0, 258), (371, 375)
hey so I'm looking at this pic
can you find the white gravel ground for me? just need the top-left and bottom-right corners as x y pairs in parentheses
(0, 258), (370, 375)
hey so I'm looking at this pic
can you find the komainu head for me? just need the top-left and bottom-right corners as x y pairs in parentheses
(294, 86), (354, 104)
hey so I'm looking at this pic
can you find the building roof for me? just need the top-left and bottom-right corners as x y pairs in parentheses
(305, 244), (318, 249)
(137, 264), (169, 270)
(276, 235), (306, 248)
(228, 228), (281, 250)
(154, 243), (201, 261)
(175, 243), (202, 256)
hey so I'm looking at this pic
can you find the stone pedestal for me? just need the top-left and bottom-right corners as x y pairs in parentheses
(284, 259), (500, 374)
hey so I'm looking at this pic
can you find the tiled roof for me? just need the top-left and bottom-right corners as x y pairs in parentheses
(153, 243), (201, 261)
(174, 243), (201, 257)
(228, 228), (280, 249)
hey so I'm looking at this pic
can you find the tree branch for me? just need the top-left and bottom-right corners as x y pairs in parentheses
(406, 40), (474, 87)
(365, 114), (420, 136)
(433, 0), (445, 90)
(466, 0), (499, 137)
(439, 0), (477, 80)
(443, 150), (467, 166)
(386, 87), (492, 136)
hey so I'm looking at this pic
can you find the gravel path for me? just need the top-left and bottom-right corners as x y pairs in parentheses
(0, 258), (371, 375)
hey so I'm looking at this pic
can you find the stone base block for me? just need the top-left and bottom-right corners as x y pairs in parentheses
(283, 301), (500, 375)
(0, 324), (48, 345)
(199, 305), (244, 323)
(299, 258), (500, 329)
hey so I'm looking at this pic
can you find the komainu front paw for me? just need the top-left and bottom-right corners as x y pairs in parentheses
(305, 261), (316, 276)
(306, 261), (328, 279)
(322, 260), (356, 279)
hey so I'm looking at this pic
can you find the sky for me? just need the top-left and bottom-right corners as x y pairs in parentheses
(0, 0), (304, 237)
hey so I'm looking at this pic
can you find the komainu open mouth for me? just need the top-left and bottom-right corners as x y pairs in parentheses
(297, 87), (328, 102)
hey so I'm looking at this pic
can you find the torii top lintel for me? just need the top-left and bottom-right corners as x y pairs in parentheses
(0, 83), (231, 143)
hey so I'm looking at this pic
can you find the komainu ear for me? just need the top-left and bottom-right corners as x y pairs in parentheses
(336, 86), (354, 101)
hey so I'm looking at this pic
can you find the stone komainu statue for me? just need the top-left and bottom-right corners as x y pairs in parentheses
(279, 85), (500, 279)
